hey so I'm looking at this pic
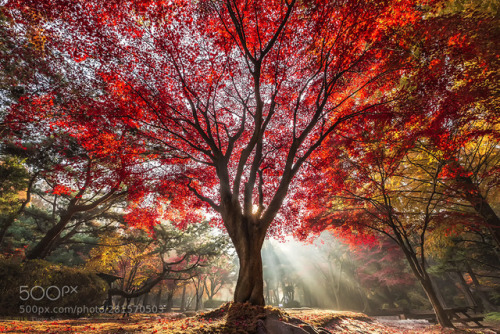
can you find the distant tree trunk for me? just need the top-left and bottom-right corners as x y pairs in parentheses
(155, 286), (162, 308)
(194, 278), (204, 311)
(324, 260), (341, 309)
(334, 262), (342, 309)
(203, 276), (223, 302)
(166, 290), (174, 312)
(356, 283), (371, 313)
(180, 285), (187, 312)
(142, 291), (149, 306)
(381, 285), (397, 309)
(123, 297), (132, 317)
(273, 289), (280, 306)
(280, 280), (286, 304)
(264, 279), (270, 304)
(301, 282), (311, 307)
(194, 293), (203, 311)
(186, 294), (194, 310)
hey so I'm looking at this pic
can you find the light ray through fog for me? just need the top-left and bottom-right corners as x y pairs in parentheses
(262, 232), (368, 310)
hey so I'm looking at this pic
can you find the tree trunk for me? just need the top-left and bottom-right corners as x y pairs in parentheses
(166, 290), (174, 312)
(420, 278), (454, 327)
(195, 288), (202, 311)
(454, 174), (500, 248)
(382, 285), (397, 309)
(226, 212), (267, 306)
(468, 195), (500, 248)
(180, 285), (187, 312)
(399, 244), (454, 327)
(357, 283), (371, 313)
(334, 261), (342, 309)
(265, 279), (270, 304)
(301, 282), (313, 308)
(233, 240), (265, 305)
(465, 192), (500, 248)
(26, 210), (75, 259)
(156, 286), (162, 308)
(192, 277), (204, 311)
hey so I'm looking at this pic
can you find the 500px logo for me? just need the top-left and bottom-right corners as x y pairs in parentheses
(19, 286), (78, 301)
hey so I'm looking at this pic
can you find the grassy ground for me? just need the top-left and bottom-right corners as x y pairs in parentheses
(0, 305), (499, 333)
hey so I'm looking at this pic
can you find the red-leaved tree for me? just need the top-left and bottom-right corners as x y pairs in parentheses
(5, 0), (431, 305)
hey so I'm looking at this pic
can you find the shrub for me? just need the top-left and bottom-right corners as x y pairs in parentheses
(0, 258), (107, 317)
(284, 300), (301, 308)
(203, 298), (226, 309)
(485, 312), (500, 322)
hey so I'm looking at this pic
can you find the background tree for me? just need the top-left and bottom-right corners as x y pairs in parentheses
(0, 133), (131, 260)
(302, 128), (465, 326)
(85, 220), (230, 305)
(203, 255), (236, 306)
(0, 156), (30, 247)
(426, 224), (500, 312)
(354, 239), (423, 312)
(396, 0), (500, 245)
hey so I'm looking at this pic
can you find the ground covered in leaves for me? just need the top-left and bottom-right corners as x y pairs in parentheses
(0, 303), (498, 333)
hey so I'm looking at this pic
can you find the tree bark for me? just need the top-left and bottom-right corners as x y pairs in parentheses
(26, 210), (76, 259)
(155, 285), (162, 308)
(234, 254), (264, 305)
(404, 250), (454, 327)
(232, 231), (265, 305)
(452, 170), (500, 248)
(398, 241), (454, 327)
(464, 190), (500, 248)
(166, 289), (174, 312)
(420, 278), (454, 327)
(193, 277), (203, 311)
(223, 207), (267, 305)
(26, 188), (122, 259)
(180, 285), (187, 312)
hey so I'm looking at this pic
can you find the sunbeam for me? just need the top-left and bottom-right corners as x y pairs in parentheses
(262, 232), (369, 311)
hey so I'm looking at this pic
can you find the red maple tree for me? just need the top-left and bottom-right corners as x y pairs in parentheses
(5, 0), (431, 305)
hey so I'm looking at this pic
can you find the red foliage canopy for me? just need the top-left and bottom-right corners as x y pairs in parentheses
(4, 0), (430, 233)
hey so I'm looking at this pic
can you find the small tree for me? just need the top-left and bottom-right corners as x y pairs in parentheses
(86, 220), (229, 303)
